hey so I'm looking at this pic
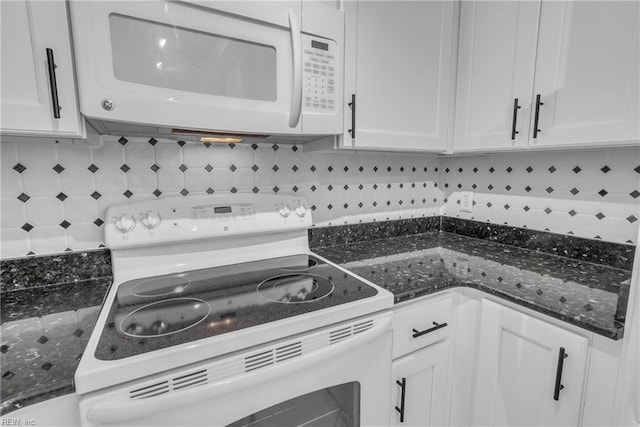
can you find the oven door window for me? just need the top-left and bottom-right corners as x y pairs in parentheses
(226, 382), (360, 427)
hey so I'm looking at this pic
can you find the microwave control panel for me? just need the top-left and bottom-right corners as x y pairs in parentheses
(302, 35), (337, 113)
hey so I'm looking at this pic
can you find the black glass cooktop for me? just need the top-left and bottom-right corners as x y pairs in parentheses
(95, 254), (378, 360)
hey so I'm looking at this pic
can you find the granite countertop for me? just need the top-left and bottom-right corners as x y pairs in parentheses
(313, 231), (632, 339)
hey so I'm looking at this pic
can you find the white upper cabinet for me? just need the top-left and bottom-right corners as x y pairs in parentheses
(340, 0), (457, 152)
(454, 0), (639, 153)
(454, 1), (540, 152)
(531, 1), (640, 148)
(0, 0), (83, 138)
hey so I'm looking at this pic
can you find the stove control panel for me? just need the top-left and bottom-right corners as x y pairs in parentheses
(105, 194), (312, 249)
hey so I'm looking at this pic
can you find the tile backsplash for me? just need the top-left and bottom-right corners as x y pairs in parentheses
(1, 137), (638, 259)
(0, 137), (443, 258)
(442, 148), (640, 246)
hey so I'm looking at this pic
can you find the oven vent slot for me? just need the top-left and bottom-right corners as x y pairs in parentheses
(275, 341), (302, 362)
(245, 349), (274, 372)
(329, 326), (352, 344)
(172, 369), (208, 391)
(353, 320), (374, 334)
(129, 380), (170, 400)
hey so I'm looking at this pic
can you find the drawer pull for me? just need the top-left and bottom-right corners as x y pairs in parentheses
(553, 347), (568, 401)
(395, 377), (406, 422)
(412, 321), (448, 338)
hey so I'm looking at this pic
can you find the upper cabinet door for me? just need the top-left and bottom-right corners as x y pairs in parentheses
(0, 0), (83, 138)
(531, 0), (639, 148)
(343, 0), (457, 152)
(453, 1), (540, 152)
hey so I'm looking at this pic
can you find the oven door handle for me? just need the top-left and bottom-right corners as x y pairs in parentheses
(85, 316), (391, 424)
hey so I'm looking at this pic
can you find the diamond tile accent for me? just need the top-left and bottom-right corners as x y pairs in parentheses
(17, 193), (30, 203)
(524, 206), (530, 212)
(635, 165), (640, 174)
(627, 215), (638, 224)
(204, 164), (213, 173)
(272, 186), (279, 193)
(546, 186), (554, 194)
(251, 144), (259, 150)
(272, 165), (279, 172)
(252, 187), (259, 193)
(573, 166), (582, 173)
(544, 207), (552, 214)
(206, 188), (215, 194)
(229, 164), (237, 172)
(251, 164), (259, 172)
(504, 204), (510, 210)
(598, 189), (608, 197)
(230, 187), (238, 194)
(327, 204), (333, 210)
(489, 167), (495, 173)
(526, 166), (533, 173)
(292, 165), (299, 172)
(21, 223), (33, 232)
(596, 212), (605, 220)
(343, 203), (349, 209)
(178, 164), (188, 173)
(13, 163), (27, 173)
(153, 189), (162, 198)
(548, 166), (556, 173)
(228, 143), (236, 149)
(310, 165), (316, 172)
(123, 190), (133, 198)
(147, 138), (158, 146)
(180, 189), (189, 196)
(53, 164), (65, 174)
(177, 140), (186, 147)
(59, 220), (71, 229)
(570, 188), (579, 195)
(150, 164), (160, 172)
(93, 218), (104, 227)
(505, 185), (511, 191)
(292, 185), (299, 193)
(120, 164), (131, 173)
(292, 145), (299, 152)
(359, 166), (364, 172)
(601, 165), (611, 173)
(473, 167), (479, 173)
(87, 164), (99, 173)
(91, 191), (102, 200)
(311, 185), (317, 192)
(488, 184), (494, 190)
(118, 137), (128, 145)
(631, 190), (640, 199)
(486, 202), (492, 208)
(344, 166), (349, 172)
(506, 167), (513, 173)
(272, 144), (279, 151)
(328, 185), (334, 191)
(525, 186), (532, 193)
(56, 192), (68, 202)
(569, 209), (577, 217)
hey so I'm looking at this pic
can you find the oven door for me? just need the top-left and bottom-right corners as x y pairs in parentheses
(69, 1), (302, 135)
(79, 313), (392, 427)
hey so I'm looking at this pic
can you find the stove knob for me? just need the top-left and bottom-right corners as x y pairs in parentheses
(295, 204), (308, 217)
(141, 212), (162, 230)
(114, 215), (135, 233)
(278, 204), (291, 218)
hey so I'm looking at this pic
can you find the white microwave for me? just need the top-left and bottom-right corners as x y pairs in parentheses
(69, 1), (344, 143)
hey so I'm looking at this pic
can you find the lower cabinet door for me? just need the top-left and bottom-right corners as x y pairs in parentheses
(391, 339), (451, 426)
(472, 300), (589, 426)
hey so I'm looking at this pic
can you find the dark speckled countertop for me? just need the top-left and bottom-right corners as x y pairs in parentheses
(313, 231), (632, 339)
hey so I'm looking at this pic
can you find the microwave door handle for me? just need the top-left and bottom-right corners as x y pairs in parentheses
(85, 316), (391, 425)
(288, 9), (303, 128)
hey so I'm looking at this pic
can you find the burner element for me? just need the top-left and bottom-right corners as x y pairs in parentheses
(119, 298), (211, 337)
(130, 275), (190, 297)
(257, 274), (334, 304)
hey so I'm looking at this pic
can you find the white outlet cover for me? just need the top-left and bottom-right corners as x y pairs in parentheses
(460, 191), (473, 213)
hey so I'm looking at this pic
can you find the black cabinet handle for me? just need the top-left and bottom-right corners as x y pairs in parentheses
(412, 321), (448, 338)
(46, 48), (61, 119)
(511, 98), (521, 140)
(347, 94), (356, 138)
(553, 347), (568, 401)
(395, 377), (406, 423)
(533, 94), (544, 139)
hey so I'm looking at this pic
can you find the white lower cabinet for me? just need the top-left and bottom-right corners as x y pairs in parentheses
(391, 340), (451, 426)
(471, 299), (589, 426)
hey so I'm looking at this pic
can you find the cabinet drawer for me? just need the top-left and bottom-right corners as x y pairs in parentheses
(393, 293), (453, 359)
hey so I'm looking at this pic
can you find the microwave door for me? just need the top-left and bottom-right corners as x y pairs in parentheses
(70, 0), (302, 135)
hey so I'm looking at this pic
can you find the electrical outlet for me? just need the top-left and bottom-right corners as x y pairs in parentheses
(460, 191), (473, 213)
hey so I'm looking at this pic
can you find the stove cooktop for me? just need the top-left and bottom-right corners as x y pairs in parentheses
(95, 254), (378, 360)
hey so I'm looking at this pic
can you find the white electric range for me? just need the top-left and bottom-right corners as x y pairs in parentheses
(75, 194), (393, 427)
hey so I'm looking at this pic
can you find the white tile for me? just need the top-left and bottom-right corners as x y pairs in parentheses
(210, 168), (233, 191)
(29, 225), (67, 254)
(157, 169), (184, 192)
(21, 169), (61, 197)
(1, 198), (27, 228)
(26, 197), (64, 226)
(93, 140), (126, 168)
(67, 223), (103, 251)
(182, 144), (210, 168)
(17, 140), (58, 170)
(0, 228), (30, 259)
(127, 169), (157, 194)
(0, 163), (22, 198)
(125, 141), (156, 168)
(156, 143), (183, 168)
(231, 146), (255, 168)
(208, 145), (233, 168)
(184, 169), (210, 193)
(60, 170), (95, 196)
(63, 197), (98, 223)
(94, 169), (127, 195)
